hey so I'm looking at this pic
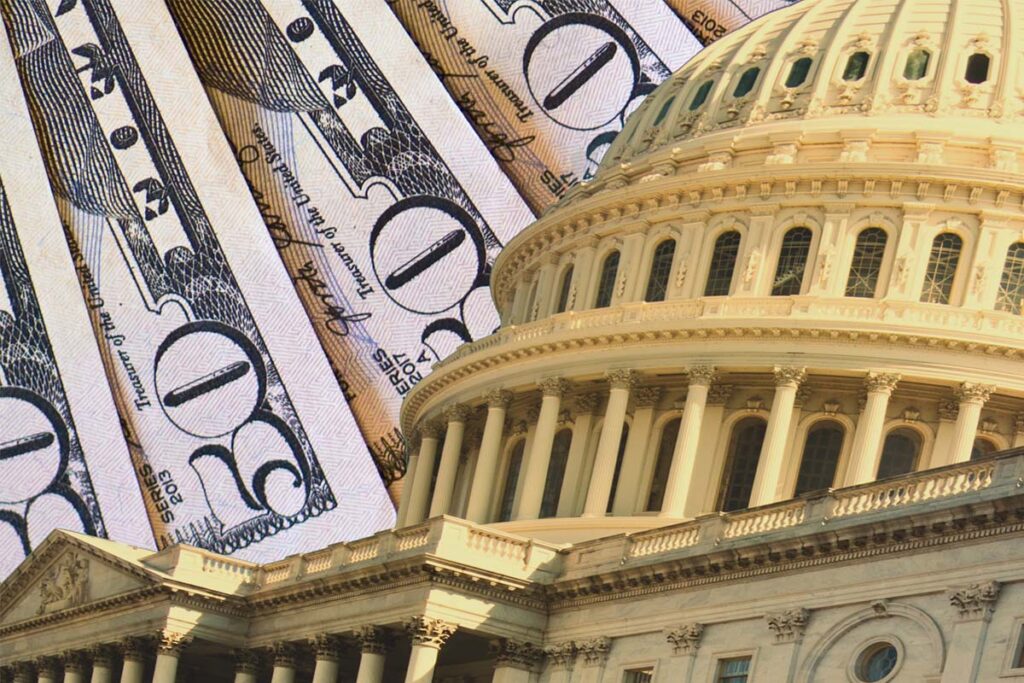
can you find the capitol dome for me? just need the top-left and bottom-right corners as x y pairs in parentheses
(397, 0), (1024, 543)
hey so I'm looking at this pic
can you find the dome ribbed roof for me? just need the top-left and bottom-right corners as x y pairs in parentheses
(603, 0), (1023, 172)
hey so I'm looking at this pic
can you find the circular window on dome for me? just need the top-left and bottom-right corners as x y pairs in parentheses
(854, 641), (900, 682)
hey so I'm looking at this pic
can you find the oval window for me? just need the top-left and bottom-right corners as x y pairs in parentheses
(856, 642), (899, 682)
(689, 80), (714, 110)
(733, 67), (760, 97)
(785, 57), (813, 87)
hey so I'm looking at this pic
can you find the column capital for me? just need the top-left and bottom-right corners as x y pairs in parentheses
(488, 638), (544, 669)
(120, 636), (151, 663)
(665, 622), (704, 656)
(405, 616), (456, 650)
(772, 366), (807, 387)
(270, 641), (296, 667)
(355, 625), (391, 654)
(1015, 412), (1024, 435)
(765, 607), (810, 644)
(34, 657), (59, 678)
(418, 420), (445, 440)
(687, 365), (717, 386)
(538, 377), (571, 397)
(310, 633), (344, 662)
(605, 369), (637, 390)
(232, 649), (262, 675)
(938, 399), (959, 422)
(485, 388), (514, 409)
(61, 651), (88, 674)
(442, 403), (473, 423)
(543, 642), (578, 668)
(633, 386), (662, 408)
(949, 580), (1000, 622)
(13, 663), (34, 681)
(955, 382), (995, 405)
(575, 393), (601, 413)
(89, 645), (115, 669)
(706, 383), (734, 406)
(864, 372), (900, 395)
(576, 636), (612, 665)
(156, 631), (192, 658)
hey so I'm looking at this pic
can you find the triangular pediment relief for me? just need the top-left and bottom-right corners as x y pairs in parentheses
(0, 532), (158, 627)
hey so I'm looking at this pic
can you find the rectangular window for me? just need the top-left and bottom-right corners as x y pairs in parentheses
(717, 656), (752, 683)
(1016, 624), (1024, 668)
(623, 668), (654, 683)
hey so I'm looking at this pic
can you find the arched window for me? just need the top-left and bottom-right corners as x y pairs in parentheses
(876, 428), (921, 479)
(794, 421), (844, 495)
(689, 80), (714, 110)
(903, 49), (930, 80)
(965, 53), (990, 84)
(645, 239), (677, 302)
(653, 96), (676, 126)
(772, 227), (813, 295)
(540, 429), (573, 518)
(920, 233), (962, 304)
(719, 418), (767, 512)
(845, 228), (888, 298)
(842, 51), (871, 81)
(555, 265), (574, 313)
(606, 424), (630, 513)
(733, 67), (760, 97)
(594, 251), (620, 308)
(646, 418), (681, 511)
(497, 440), (525, 522)
(996, 243), (1024, 314)
(785, 57), (813, 88)
(971, 437), (997, 460)
(704, 231), (742, 296)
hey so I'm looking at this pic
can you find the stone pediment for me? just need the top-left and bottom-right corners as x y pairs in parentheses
(0, 532), (158, 628)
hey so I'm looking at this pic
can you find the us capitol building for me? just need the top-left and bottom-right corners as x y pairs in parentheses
(4, 0), (1024, 680)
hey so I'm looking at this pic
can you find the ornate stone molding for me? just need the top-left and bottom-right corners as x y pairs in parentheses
(33, 657), (59, 678)
(606, 369), (637, 391)
(773, 366), (807, 387)
(938, 399), (959, 422)
(949, 581), (1000, 621)
(89, 645), (115, 669)
(443, 403), (473, 423)
(38, 553), (89, 615)
(356, 625), (391, 654)
(794, 384), (813, 408)
(665, 622), (704, 656)
(1015, 412), (1024, 435)
(955, 382), (995, 405)
(488, 639), (544, 669)
(575, 393), (601, 413)
(406, 616), (456, 649)
(864, 372), (900, 395)
(634, 386), (662, 408)
(687, 365), (717, 386)
(418, 420), (445, 440)
(577, 636), (612, 665)
(485, 389), (513, 409)
(157, 632), (193, 658)
(526, 405), (541, 423)
(270, 641), (296, 667)
(13, 662), (35, 681)
(61, 651), (87, 673)
(707, 383), (734, 406)
(120, 636), (150, 663)
(232, 649), (261, 675)
(310, 633), (343, 662)
(544, 641), (578, 668)
(539, 377), (571, 398)
(765, 608), (810, 643)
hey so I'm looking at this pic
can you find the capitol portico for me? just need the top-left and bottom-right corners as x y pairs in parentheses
(6, 0), (1024, 680)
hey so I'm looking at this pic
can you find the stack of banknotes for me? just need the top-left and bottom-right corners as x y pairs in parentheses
(0, 0), (793, 577)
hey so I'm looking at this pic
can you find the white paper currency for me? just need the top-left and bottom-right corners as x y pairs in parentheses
(1, 0), (394, 562)
(0, 28), (152, 577)
(165, 0), (537, 494)
(386, 0), (704, 213)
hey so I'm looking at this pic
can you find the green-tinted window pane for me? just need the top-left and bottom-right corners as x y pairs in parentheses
(903, 49), (930, 80)
(733, 67), (760, 97)
(786, 57), (813, 87)
(689, 80), (714, 110)
(654, 96), (676, 125)
(843, 51), (870, 81)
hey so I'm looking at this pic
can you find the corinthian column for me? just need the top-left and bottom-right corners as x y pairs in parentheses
(466, 390), (513, 522)
(232, 649), (261, 683)
(749, 367), (806, 507)
(404, 421), (443, 525)
(35, 657), (59, 683)
(516, 378), (570, 520)
(845, 373), (901, 485)
(62, 652), (88, 683)
(269, 642), (296, 683)
(152, 632), (191, 683)
(89, 646), (115, 683)
(583, 370), (636, 516)
(404, 617), (456, 683)
(660, 366), (716, 518)
(430, 404), (472, 517)
(13, 662), (35, 683)
(355, 626), (390, 683)
(490, 639), (545, 683)
(118, 637), (148, 683)
(950, 383), (995, 464)
(310, 634), (342, 683)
